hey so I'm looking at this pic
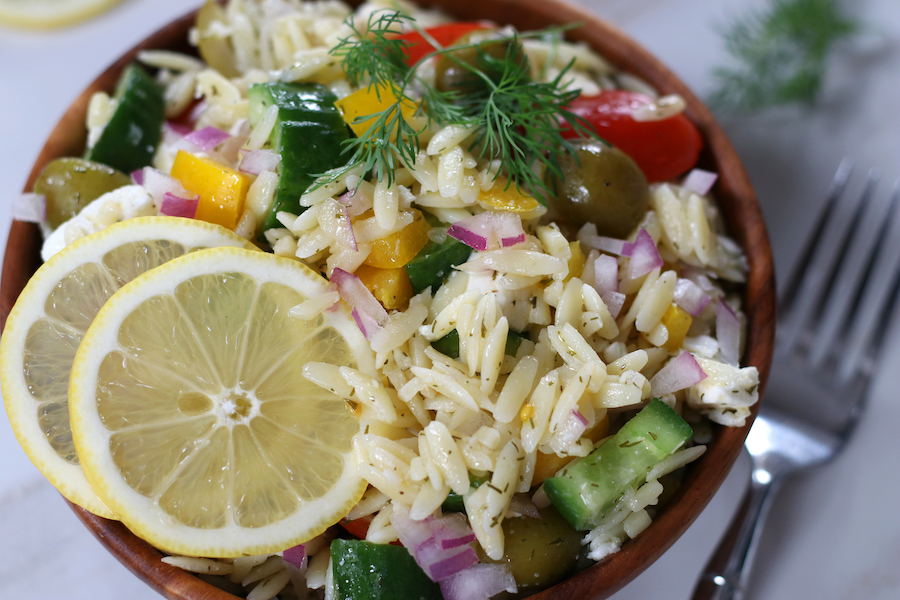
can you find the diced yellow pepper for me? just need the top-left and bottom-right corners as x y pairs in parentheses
(354, 264), (414, 310)
(532, 413), (610, 484)
(170, 150), (250, 230)
(661, 304), (693, 352)
(334, 84), (418, 138)
(364, 210), (430, 269)
(565, 241), (585, 281)
(478, 176), (540, 213)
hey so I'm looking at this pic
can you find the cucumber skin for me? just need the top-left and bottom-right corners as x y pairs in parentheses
(331, 539), (442, 600)
(248, 82), (350, 233)
(544, 399), (692, 531)
(405, 236), (472, 295)
(87, 64), (164, 174)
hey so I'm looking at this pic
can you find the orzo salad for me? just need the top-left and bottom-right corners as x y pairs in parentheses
(2, 0), (760, 599)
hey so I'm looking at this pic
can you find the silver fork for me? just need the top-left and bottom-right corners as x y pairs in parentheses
(691, 159), (900, 600)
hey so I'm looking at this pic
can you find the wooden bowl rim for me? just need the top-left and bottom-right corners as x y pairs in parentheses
(0, 1), (775, 599)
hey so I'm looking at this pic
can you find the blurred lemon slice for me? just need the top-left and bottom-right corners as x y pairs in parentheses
(0, 217), (256, 518)
(0, 0), (124, 29)
(68, 247), (372, 557)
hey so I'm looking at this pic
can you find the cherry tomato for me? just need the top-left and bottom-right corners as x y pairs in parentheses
(339, 515), (402, 546)
(396, 22), (491, 67)
(562, 90), (702, 183)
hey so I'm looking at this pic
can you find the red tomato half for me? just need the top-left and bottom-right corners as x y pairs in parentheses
(562, 90), (702, 183)
(340, 515), (402, 546)
(396, 22), (491, 67)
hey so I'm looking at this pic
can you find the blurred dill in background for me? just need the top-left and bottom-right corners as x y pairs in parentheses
(709, 0), (859, 114)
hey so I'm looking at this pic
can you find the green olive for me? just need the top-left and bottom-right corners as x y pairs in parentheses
(435, 31), (528, 94)
(33, 158), (132, 230)
(478, 505), (583, 592)
(553, 141), (650, 238)
(196, 0), (240, 79)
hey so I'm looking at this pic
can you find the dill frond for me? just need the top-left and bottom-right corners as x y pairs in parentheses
(708, 0), (859, 113)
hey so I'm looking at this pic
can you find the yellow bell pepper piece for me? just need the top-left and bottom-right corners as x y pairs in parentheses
(364, 210), (430, 269)
(478, 176), (540, 213)
(532, 413), (610, 485)
(170, 150), (250, 230)
(334, 84), (418, 138)
(354, 264), (414, 310)
(660, 304), (693, 352)
(565, 241), (585, 281)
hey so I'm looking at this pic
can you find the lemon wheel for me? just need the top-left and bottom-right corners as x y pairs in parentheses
(0, 0), (124, 29)
(69, 247), (373, 557)
(0, 217), (256, 518)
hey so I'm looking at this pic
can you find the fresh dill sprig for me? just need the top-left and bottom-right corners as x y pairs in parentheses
(320, 9), (598, 204)
(708, 0), (859, 113)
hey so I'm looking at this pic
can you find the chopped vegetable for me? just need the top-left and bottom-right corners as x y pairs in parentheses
(355, 264), (414, 310)
(390, 504), (479, 582)
(364, 209), (430, 268)
(330, 538), (442, 600)
(331, 267), (389, 339)
(334, 83), (418, 138)
(660, 304), (693, 352)
(683, 168), (718, 195)
(563, 90), (702, 183)
(544, 399), (693, 530)
(716, 300), (741, 365)
(405, 235), (472, 295)
(532, 413), (609, 485)
(396, 22), (491, 66)
(673, 277), (711, 316)
(87, 63), (165, 174)
(439, 563), (517, 600)
(169, 150), (250, 230)
(622, 228), (664, 278)
(478, 177), (540, 213)
(650, 351), (707, 396)
(431, 329), (526, 362)
(159, 191), (199, 219)
(447, 211), (525, 251)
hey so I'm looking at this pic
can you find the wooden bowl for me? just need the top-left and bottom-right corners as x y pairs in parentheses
(0, 1), (775, 598)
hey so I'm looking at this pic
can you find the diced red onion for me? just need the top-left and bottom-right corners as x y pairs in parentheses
(12, 193), (45, 223)
(391, 504), (480, 582)
(593, 254), (625, 318)
(189, 101), (208, 124)
(572, 408), (588, 426)
(622, 228), (664, 278)
(334, 205), (358, 251)
(716, 300), (741, 366)
(583, 234), (626, 255)
(130, 169), (144, 185)
(552, 409), (589, 451)
(439, 563), (518, 600)
(159, 192), (199, 219)
(184, 126), (231, 151)
(332, 268), (388, 339)
(683, 169), (718, 196)
(448, 212), (525, 251)
(506, 493), (541, 519)
(239, 148), (282, 175)
(338, 186), (372, 218)
(282, 544), (307, 570)
(650, 351), (707, 396)
(674, 278), (711, 316)
(141, 167), (194, 208)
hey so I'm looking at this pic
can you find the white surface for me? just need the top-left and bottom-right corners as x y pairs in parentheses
(0, 0), (898, 599)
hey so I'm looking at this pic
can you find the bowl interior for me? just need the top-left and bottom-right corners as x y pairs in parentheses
(0, 1), (775, 599)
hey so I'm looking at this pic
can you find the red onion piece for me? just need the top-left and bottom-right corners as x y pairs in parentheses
(130, 169), (144, 185)
(683, 169), (718, 196)
(716, 300), (741, 365)
(189, 101), (208, 124)
(338, 186), (372, 218)
(448, 212), (525, 251)
(553, 409), (589, 450)
(282, 544), (307, 570)
(673, 278), (711, 316)
(593, 254), (625, 318)
(239, 148), (282, 175)
(391, 504), (480, 582)
(583, 234), (626, 255)
(159, 192), (199, 219)
(184, 126), (231, 151)
(12, 193), (45, 223)
(334, 205), (358, 251)
(165, 121), (193, 137)
(506, 493), (541, 519)
(572, 408), (588, 426)
(141, 167), (194, 208)
(439, 564), (518, 600)
(622, 228), (664, 278)
(332, 268), (388, 339)
(650, 351), (707, 396)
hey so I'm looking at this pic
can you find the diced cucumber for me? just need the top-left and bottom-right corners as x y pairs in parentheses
(87, 63), (165, 174)
(405, 235), (472, 295)
(544, 399), (693, 531)
(331, 539), (442, 600)
(248, 82), (350, 233)
(442, 473), (488, 513)
(431, 329), (527, 360)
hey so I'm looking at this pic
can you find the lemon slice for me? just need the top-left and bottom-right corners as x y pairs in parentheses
(68, 247), (373, 557)
(0, 217), (256, 518)
(0, 0), (124, 29)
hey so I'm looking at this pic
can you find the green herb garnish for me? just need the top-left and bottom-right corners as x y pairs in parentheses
(708, 0), (859, 113)
(321, 10), (597, 204)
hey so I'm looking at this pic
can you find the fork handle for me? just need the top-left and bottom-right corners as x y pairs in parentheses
(691, 474), (781, 600)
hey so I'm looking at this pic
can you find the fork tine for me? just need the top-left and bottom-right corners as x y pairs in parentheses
(778, 157), (853, 316)
(822, 179), (899, 375)
(788, 166), (879, 354)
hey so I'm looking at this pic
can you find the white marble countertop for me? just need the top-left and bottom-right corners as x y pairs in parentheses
(1, 0), (898, 598)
